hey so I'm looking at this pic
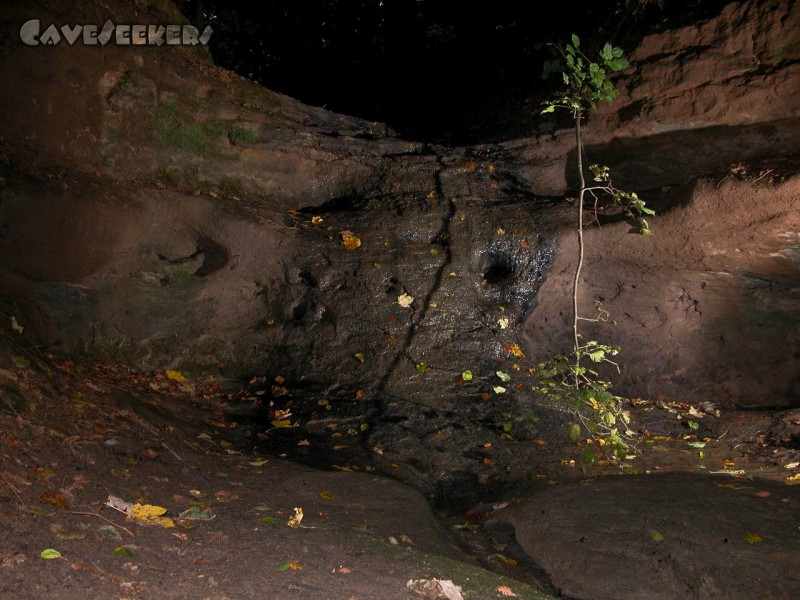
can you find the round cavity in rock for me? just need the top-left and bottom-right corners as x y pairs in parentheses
(483, 262), (514, 285)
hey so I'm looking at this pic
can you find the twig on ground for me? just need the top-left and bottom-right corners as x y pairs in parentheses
(71, 509), (135, 537)
(0, 471), (26, 508)
(162, 442), (184, 461)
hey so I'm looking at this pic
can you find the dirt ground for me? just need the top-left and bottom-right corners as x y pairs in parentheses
(3, 332), (800, 600)
(0, 336), (559, 600)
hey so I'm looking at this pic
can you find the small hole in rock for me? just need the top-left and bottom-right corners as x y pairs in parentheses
(483, 263), (513, 285)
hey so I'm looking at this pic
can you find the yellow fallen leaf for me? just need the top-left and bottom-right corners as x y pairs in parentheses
(270, 419), (292, 428)
(318, 491), (334, 500)
(311, 216), (323, 225)
(505, 344), (525, 358)
(496, 585), (517, 597)
(649, 529), (664, 542)
(166, 370), (187, 383)
(277, 560), (302, 571)
(129, 503), (175, 528)
(786, 473), (800, 485)
(342, 234), (361, 250)
(287, 507), (303, 528)
(490, 553), (517, 566)
(743, 532), (763, 544)
(397, 293), (414, 308)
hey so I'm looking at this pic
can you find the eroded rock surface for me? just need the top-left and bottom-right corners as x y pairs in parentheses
(488, 473), (800, 600)
(0, 0), (799, 499)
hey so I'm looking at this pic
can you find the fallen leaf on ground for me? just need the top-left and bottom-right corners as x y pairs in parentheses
(50, 523), (87, 540)
(397, 293), (414, 308)
(406, 578), (464, 600)
(649, 529), (664, 542)
(743, 532), (763, 544)
(40, 549), (62, 560)
(342, 234), (361, 250)
(179, 506), (214, 520)
(287, 507), (303, 528)
(496, 586), (517, 597)
(40, 491), (69, 509)
(10, 316), (24, 334)
(504, 344), (524, 358)
(489, 553), (517, 566)
(277, 561), (302, 571)
(260, 516), (279, 524)
(129, 503), (175, 528)
(166, 370), (187, 383)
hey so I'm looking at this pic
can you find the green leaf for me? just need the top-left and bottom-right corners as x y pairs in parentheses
(502, 421), (513, 433)
(40, 549), (62, 560)
(490, 552), (518, 566)
(588, 349), (605, 362)
(259, 516), (279, 523)
(114, 546), (134, 558)
(541, 104), (556, 114)
(568, 423), (582, 442)
(648, 528), (664, 542)
(461, 370), (473, 381)
(743, 532), (763, 544)
(571, 33), (580, 47)
(12, 356), (30, 368)
(496, 371), (511, 382)
(608, 58), (629, 71)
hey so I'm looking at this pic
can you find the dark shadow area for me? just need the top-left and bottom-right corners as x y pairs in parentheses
(567, 118), (800, 197)
(174, 0), (733, 143)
